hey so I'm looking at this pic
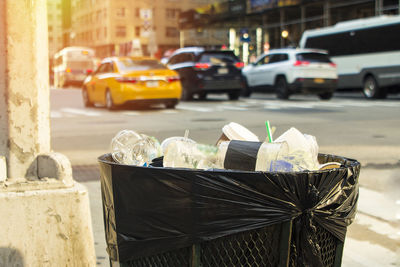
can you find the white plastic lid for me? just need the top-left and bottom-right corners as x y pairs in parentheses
(222, 122), (259, 142)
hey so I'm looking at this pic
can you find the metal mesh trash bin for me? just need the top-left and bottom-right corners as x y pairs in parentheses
(98, 153), (360, 267)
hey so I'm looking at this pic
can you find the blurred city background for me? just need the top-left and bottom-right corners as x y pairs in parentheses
(43, 0), (400, 266)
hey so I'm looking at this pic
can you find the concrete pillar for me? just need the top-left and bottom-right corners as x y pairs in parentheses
(256, 27), (262, 57)
(0, 0), (51, 180)
(0, 0), (96, 265)
(229, 28), (236, 51)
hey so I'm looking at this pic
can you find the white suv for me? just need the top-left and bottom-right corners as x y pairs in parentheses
(242, 48), (338, 100)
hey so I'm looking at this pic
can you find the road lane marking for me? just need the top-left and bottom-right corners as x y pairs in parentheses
(219, 105), (248, 111)
(160, 110), (178, 114)
(50, 111), (63, 118)
(61, 108), (101, 117)
(121, 111), (141, 116)
(177, 105), (213, 112)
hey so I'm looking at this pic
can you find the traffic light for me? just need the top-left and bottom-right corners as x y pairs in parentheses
(240, 28), (250, 42)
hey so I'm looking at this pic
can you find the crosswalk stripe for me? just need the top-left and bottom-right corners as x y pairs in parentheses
(61, 108), (101, 117)
(121, 111), (141, 116)
(50, 98), (398, 118)
(219, 105), (248, 111)
(177, 105), (213, 112)
(50, 111), (63, 118)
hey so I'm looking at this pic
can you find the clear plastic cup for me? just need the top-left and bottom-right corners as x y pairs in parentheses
(255, 142), (290, 171)
(216, 141), (291, 172)
(163, 140), (218, 169)
(111, 130), (162, 166)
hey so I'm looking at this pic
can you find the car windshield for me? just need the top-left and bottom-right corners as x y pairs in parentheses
(66, 60), (94, 70)
(296, 52), (332, 63)
(198, 52), (238, 64)
(117, 59), (167, 71)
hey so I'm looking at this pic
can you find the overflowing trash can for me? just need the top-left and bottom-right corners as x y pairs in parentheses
(98, 153), (360, 267)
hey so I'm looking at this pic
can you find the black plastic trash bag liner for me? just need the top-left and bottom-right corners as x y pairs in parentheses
(98, 153), (360, 265)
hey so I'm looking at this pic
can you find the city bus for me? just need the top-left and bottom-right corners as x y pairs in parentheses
(53, 46), (96, 88)
(299, 15), (400, 99)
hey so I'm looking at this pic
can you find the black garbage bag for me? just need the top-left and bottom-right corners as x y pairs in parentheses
(98, 153), (360, 265)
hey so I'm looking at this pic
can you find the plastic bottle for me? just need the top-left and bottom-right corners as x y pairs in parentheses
(111, 130), (162, 166)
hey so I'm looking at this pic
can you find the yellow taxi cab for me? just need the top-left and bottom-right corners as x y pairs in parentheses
(82, 57), (182, 109)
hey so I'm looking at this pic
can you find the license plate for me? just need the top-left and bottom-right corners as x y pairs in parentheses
(146, 81), (159, 87)
(218, 68), (228, 74)
(314, 78), (325, 84)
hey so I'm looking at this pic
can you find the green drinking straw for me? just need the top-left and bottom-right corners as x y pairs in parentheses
(265, 121), (273, 143)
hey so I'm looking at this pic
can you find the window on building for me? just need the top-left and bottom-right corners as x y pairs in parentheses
(166, 27), (179, 38)
(117, 7), (125, 17)
(166, 8), (180, 19)
(96, 28), (101, 40)
(48, 26), (53, 32)
(104, 27), (107, 38)
(135, 8), (140, 18)
(135, 26), (140, 37)
(97, 10), (101, 22)
(116, 26), (126, 37)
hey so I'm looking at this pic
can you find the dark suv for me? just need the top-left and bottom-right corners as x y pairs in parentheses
(166, 47), (245, 100)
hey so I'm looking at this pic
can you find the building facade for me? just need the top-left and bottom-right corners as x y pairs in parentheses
(47, 0), (63, 58)
(179, 0), (400, 62)
(62, 0), (214, 58)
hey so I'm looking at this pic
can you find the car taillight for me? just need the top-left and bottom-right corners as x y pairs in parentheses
(167, 76), (180, 83)
(65, 68), (72, 73)
(86, 69), (93, 74)
(194, 63), (211, 70)
(293, 60), (310, 67)
(329, 62), (337, 68)
(116, 77), (139, 83)
(235, 62), (245, 69)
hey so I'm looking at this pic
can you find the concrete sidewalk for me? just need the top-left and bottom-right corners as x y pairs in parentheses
(78, 166), (400, 266)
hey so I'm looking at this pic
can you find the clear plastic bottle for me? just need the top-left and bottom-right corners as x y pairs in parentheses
(163, 140), (218, 169)
(111, 130), (162, 166)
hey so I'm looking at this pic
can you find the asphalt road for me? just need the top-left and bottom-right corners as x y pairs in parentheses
(50, 87), (400, 266)
(50, 87), (400, 167)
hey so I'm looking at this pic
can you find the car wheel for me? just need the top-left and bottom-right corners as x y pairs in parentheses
(198, 92), (207, 100)
(180, 79), (193, 101)
(82, 87), (94, 107)
(241, 77), (252, 97)
(275, 77), (290, 100)
(363, 75), (387, 99)
(165, 102), (176, 109)
(318, 92), (333, 100)
(105, 89), (116, 110)
(228, 91), (240, 100)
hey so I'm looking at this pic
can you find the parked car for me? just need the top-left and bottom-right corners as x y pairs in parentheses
(242, 48), (338, 100)
(166, 47), (245, 100)
(82, 57), (182, 110)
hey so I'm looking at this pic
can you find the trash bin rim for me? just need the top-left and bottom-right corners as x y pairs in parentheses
(98, 153), (360, 174)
